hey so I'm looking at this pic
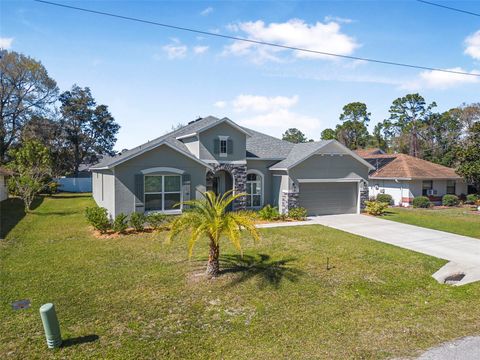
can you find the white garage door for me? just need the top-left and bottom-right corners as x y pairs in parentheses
(298, 182), (358, 216)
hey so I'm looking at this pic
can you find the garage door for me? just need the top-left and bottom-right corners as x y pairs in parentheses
(298, 182), (358, 216)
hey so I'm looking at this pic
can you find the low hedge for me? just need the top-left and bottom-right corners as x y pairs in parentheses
(466, 194), (479, 205)
(85, 206), (111, 233)
(376, 194), (393, 205)
(413, 196), (431, 208)
(442, 194), (459, 206)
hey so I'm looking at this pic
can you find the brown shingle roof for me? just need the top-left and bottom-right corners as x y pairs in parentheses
(366, 153), (462, 179)
(0, 167), (12, 176)
(354, 148), (385, 157)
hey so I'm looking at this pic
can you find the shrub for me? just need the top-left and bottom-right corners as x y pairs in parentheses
(146, 213), (167, 230)
(113, 213), (129, 233)
(365, 201), (388, 216)
(466, 194), (479, 205)
(85, 206), (111, 233)
(376, 194), (393, 205)
(288, 207), (308, 220)
(258, 205), (281, 221)
(413, 196), (431, 208)
(442, 194), (459, 207)
(129, 212), (146, 231)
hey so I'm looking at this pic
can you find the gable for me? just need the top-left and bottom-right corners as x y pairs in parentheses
(198, 121), (248, 162)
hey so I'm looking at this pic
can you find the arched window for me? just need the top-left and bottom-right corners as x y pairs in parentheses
(246, 171), (263, 208)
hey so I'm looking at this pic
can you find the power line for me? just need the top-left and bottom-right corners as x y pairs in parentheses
(34, 0), (480, 78)
(417, 0), (480, 17)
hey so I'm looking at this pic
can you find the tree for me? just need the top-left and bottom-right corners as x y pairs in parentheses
(320, 128), (336, 140)
(6, 140), (52, 212)
(282, 128), (311, 143)
(385, 93), (436, 157)
(335, 102), (371, 150)
(59, 85), (120, 175)
(0, 51), (58, 163)
(168, 190), (260, 277)
(456, 122), (480, 191)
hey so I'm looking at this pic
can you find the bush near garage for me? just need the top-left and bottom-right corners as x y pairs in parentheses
(376, 194), (393, 205)
(365, 201), (389, 216)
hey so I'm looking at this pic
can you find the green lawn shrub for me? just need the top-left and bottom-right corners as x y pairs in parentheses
(365, 201), (388, 216)
(113, 213), (129, 233)
(85, 206), (111, 233)
(413, 196), (431, 208)
(442, 194), (459, 207)
(146, 213), (168, 230)
(129, 212), (146, 232)
(376, 194), (393, 205)
(258, 205), (282, 221)
(288, 207), (308, 220)
(466, 194), (479, 205)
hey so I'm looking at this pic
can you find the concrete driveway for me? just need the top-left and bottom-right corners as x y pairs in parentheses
(258, 214), (480, 285)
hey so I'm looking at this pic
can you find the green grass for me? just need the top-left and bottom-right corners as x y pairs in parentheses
(384, 207), (480, 239)
(2, 194), (480, 359)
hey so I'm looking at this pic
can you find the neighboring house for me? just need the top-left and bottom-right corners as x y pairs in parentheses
(56, 163), (93, 193)
(356, 149), (468, 206)
(90, 116), (374, 218)
(0, 167), (12, 202)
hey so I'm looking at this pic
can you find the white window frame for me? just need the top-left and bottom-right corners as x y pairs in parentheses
(246, 170), (264, 209)
(219, 135), (229, 158)
(144, 174), (183, 214)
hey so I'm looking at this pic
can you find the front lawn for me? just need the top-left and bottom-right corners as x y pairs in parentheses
(2, 194), (480, 359)
(384, 207), (480, 239)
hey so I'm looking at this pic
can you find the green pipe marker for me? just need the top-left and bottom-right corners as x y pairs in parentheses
(39, 303), (62, 349)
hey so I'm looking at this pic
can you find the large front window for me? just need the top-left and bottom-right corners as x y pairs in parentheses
(422, 180), (433, 196)
(446, 180), (456, 194)
(145, 175), (181, 212)
(246, 172), (262, 208)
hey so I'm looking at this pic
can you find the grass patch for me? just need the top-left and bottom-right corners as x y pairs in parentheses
(1, 194), (480, 359)
(384, 207), (480, 239)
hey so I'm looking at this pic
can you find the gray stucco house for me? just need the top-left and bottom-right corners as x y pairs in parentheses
(90, 116), (374, 218)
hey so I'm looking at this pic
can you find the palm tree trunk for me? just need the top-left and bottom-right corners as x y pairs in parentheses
(206, 239), (220, 277)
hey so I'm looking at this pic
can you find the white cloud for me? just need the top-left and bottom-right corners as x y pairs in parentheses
(402, 67), (480, 90)
(162, 39), (187, 59)
(223, 19), (359, 63)
(214, 100), (227, 108)
(213, 94), (322, 137)
(200, 7), (213, 16)
(0, 37), (13, 49)
(324, 15), (354, 24)
(465, 30), (480, 60)
(232, 94), (299, 112)
(193, 45), (209, 54)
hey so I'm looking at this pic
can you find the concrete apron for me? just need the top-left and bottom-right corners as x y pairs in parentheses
(256, 214), (480, 286)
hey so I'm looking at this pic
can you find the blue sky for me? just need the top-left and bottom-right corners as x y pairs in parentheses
(1, 0), (480, 150)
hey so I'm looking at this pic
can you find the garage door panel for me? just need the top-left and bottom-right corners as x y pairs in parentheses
(298, 182), (358, 215)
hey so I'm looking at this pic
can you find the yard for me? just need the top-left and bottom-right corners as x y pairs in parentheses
(2, 194), (480, 359)
(385, 207), (480, 239)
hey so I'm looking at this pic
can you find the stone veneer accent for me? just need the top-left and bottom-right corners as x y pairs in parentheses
(281, 190), (299, 214)
(360, 180), (369, 210)
(206, 163), (247, 210)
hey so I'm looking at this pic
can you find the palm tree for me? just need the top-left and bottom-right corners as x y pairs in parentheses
(167, 190), (260, 277)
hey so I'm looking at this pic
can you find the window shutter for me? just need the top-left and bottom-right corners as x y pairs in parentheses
(134, 173), (144, 213)
(213, 138), (220, 154)
(227, 138), (233, 154)
(182, 173), (191, 205)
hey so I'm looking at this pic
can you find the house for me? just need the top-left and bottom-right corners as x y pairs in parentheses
(90, 116), (374, 218)
(0, 167), (11, 202)
(356, 149), (468, 206)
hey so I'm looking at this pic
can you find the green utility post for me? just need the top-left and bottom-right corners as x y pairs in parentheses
(39, 303), (62, 348)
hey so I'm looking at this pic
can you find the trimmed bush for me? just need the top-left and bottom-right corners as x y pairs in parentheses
(288, 207), (308, 220)
(85, 206), (111, 233)
(146, 213), (167, 230)
(113, 213), (129, 233)
(129, 212), (146, 232)
(466, 194), (479, 205)
(442, 194), (459, 207)
(413, 196), (431, 208)
(365, 201), (388, 216)
(258, 205), (281, 221)
(376, 194), (393, 205)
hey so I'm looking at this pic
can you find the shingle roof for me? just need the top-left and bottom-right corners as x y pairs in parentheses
(269, 141), (330, 170)
(245, 128), (295, 159)
(365, 153), (462, 179)
(0, 166), (12, 176)
(354, 148), (385, 157)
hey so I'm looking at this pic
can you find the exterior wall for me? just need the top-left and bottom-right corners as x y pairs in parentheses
(246, 159), (278, 207)
(206, 163), (247, 210)
(288, 154), (369, 184)
(0, 175), (8, 202)
(270, 172), (289, 213)
(369, 178), (469, 206)
(92, 169), (115, 217)
(113, 145), (208, 217)
(182, 135), (200, 158)
(198, 122), (247, 162)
